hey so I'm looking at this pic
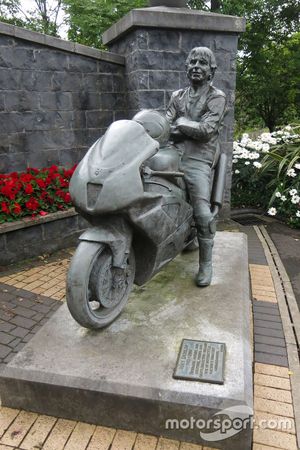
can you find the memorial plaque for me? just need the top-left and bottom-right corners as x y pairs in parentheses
(173, 339), (226, 384)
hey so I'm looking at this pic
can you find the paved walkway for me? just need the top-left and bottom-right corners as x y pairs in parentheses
(0, 225), (299, 449)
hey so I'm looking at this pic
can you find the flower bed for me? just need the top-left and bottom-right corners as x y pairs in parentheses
(231, 125), (300, 228)
(0, 165), (77, 224)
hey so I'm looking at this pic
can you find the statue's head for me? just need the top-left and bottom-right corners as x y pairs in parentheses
(133, 110), (170, 144)
(185, 47), (217, 84)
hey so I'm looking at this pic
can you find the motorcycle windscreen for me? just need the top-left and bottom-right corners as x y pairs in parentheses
(89, 120), (158, 170)
(70, 120), (159, 214)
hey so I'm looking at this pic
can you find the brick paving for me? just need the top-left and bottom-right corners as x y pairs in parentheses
(0, 283), (60, 367)
(0, 227), (298, 449)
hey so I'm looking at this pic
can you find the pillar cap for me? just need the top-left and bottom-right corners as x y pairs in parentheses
(102, 7), (246, 45)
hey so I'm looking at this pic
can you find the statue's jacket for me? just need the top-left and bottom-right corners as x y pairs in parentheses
(166, 84), (226, 169)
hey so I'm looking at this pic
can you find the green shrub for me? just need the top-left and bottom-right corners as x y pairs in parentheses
(231, 125), (300, 228)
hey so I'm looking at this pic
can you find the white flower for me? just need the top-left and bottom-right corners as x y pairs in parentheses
(245, 161), (250, 165)
(295, 163), (300, 170)
(262, 143), (270, 153)
(234, 169), (240, 174)
(281, 195), (287, 202)
(285, 125), (292, 131)
(287, 168), (296, 177)
(275, 192), (282, 198)
(232, 159), (238, 164)
(242, 133), (249, 139)
(253, 162), (262, 168)
(291, 195), (300, 204)
(296, 211), (300, 218)
(289, 189), (298, 196)
(268, 207), (277, 216)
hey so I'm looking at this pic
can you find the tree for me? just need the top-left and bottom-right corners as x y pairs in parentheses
(189, 0), (300, 130)
(63, 0), (147, 49)
(0, 0), (64, 36)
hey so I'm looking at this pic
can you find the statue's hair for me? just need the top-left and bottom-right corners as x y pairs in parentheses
(186, 47), (217, 77)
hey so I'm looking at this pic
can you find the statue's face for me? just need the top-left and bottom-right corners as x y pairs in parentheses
(186, 53), (212, 84)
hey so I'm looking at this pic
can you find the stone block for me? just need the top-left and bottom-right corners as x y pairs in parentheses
(27, 149), (60, 168)
(127, 50), (164, 71)
(0, 232), (253, 450)
(114, 109), (129, 121)
(149, 71), (180, 90)
(39, 92), (73, 110)
(20, 70), (52, 91)
(58, 148), (80, 167)
(72, 111), (86, 129)
(98, 60), (125, 74)
(112, 74), (127, 93)
(24, 129), (76, 151)
(51, 72), (83, 92)
(82, 74), (113, 92)
(136, 90), (165, 110)
(0, 47), (35, 69)
(72, 91), (101, 111)
(163, 51), (187, 71)
(6, 224), (43, 254)
(101, 93), (126, 111)
(127, 71), (149, 91)
(86, 110), (113, 128)
(0, 69), (21, 90)
(42, 216), (78, 241)
(0, 93), (4, 111)
(5, 91), (40, 112)
(68, 54), (98, 73)
(0, 152), (27, 173)
(180, 31), (216, 53)
(148, 29), (181, 51)
(33, 49), (69, 71)
(0, 35), (16, 46)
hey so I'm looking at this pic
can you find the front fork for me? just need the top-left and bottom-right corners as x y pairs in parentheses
(79, 216), (133, 270)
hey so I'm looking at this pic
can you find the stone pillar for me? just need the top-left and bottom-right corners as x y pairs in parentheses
(102, 7), (245, 218)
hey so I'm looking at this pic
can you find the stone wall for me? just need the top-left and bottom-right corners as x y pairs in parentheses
(0, 209), (88, 266)
(0, 23), (126, 173)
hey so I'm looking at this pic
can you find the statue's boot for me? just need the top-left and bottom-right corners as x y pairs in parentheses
(196, 238), (214, 287)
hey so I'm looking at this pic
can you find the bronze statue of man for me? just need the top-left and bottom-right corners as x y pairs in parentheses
(166, 47), (226, 287)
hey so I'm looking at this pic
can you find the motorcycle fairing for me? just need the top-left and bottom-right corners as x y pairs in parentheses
(70, 120), (159, 215)
(78, 216), (132, 269)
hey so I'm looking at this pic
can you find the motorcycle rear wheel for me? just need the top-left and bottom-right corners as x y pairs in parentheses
(67, 241), (135, 329)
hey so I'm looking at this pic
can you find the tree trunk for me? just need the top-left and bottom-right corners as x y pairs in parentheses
(211, 0), (221, 11)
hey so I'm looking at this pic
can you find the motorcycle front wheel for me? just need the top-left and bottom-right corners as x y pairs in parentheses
(67, 241), (135, 329)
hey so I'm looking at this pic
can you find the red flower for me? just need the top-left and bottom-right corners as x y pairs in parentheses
(25, 197), (39, 211)
(49, 165), (59, 173)
(1, 182), (16, 200)
(20, 173), (34, 183)
(1, 202), (9, 214)
(24, 184), (33, 195)
(36, 179), (46, 189)
(13, 203), (22, 214)
(65, 192), (71, 203)
(39, 211), (48, 216)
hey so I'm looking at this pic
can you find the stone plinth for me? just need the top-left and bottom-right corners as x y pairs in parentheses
(0, 232), (253, 450)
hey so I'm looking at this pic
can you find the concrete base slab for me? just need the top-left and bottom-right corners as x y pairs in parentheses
(0, 232), (253, 450)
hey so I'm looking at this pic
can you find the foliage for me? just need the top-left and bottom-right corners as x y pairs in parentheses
(231, 125), (300, 228)
(0, 0), (64, 36)
(62, 0), (147, 49)
(0, 165), (76, 224)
